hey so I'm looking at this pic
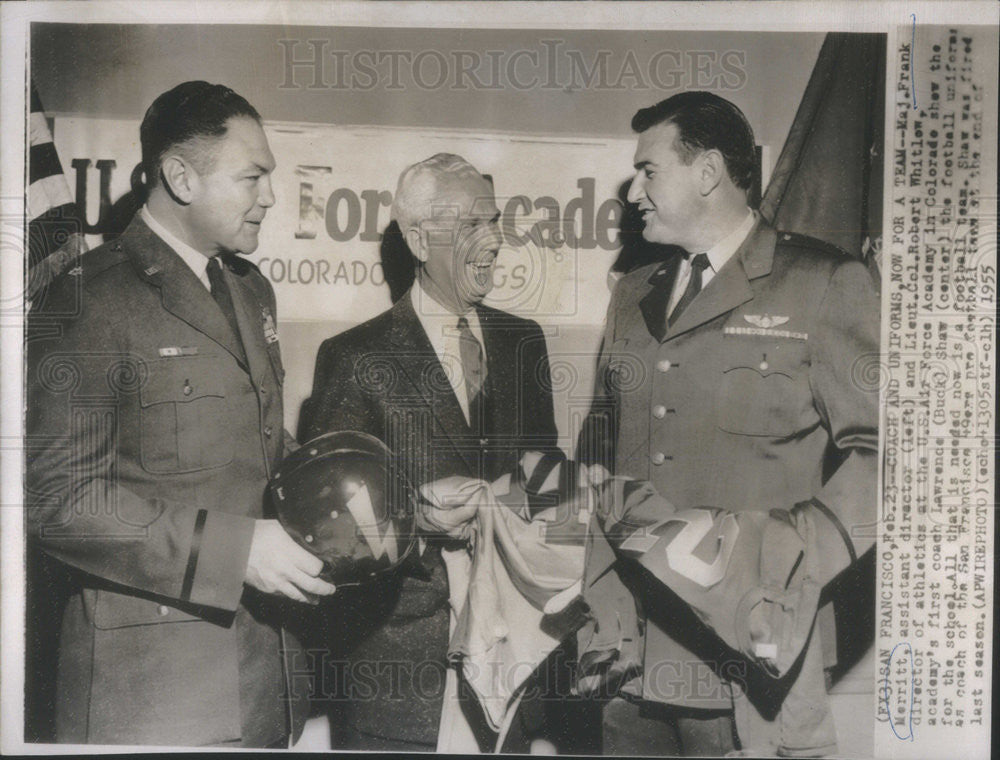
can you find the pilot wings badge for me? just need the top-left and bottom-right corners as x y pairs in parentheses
(744, 314), (790, 329)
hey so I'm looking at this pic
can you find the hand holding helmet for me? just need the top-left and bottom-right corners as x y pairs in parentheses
(268, 431), (417, 587)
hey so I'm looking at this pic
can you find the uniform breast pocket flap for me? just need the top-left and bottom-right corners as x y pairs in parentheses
(716, 363), (816, 438)
(139, 357), (234, 473)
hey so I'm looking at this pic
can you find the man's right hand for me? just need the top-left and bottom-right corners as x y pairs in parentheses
(245, 519), (337, 603)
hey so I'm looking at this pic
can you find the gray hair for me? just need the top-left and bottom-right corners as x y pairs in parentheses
(391, 153), (484, 233)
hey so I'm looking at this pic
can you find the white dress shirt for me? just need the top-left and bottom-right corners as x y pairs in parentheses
(668, 209), (757, 313)
(411, 282), (486, 426)
(141, 206), (213, 291)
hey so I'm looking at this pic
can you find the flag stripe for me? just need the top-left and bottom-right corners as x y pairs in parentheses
(29, 111), (53, 148)
(27, 82), (88, 311)
(28, 203), (83, 267)
(29, 141), (66, 186)
(29, 201), (79, 226)
(27, 232), (87, 300)
(28, 175), (75, 221)
(30, 83), (43, 113)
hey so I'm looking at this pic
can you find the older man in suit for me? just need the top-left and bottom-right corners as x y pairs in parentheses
(25, 81), (336, 747)
(300, 153), (594, 752)
(577, 92), (879, 756)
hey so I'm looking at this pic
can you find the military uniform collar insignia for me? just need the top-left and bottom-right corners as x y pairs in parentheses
(646, 255), (681, 287)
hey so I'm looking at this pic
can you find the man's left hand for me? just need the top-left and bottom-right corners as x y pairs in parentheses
(418, 477), (486, 538)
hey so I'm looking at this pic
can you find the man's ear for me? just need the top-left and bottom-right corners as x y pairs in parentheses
(698, 149), (726, 196)
(405, 227), (428, 262)
(159, 154), (196, 204)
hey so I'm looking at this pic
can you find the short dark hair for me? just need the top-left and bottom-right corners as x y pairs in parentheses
(631, 92), (755, 191)
(139, 81), (261, 190)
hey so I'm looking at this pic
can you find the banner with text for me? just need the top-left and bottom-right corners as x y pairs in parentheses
(53, 118), (635, 326)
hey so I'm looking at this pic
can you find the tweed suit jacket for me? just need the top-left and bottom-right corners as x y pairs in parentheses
(299, 289), (558, 746)
(25, 215), (306, 747)
(577, 218), (880, 710)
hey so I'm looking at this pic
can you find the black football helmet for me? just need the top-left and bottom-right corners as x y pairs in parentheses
(269, 431), (417, 586)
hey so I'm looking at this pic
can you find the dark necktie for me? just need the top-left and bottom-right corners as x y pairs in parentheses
(457, 316), (487, 429)
(207, 255), (245, 353)
(668, 252), (711, 327)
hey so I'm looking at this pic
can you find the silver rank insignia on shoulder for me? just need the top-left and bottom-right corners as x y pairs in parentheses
(144, 266), (160, 276)
(68, 266), (83, 276)
(262, 308), (279, 344)
(744, 313), (789, 329)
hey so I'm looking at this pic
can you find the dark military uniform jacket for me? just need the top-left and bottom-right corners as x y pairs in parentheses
(578, 219), (879, 726)
(25, 215), (306, 747)
(300, 289), (558, 747)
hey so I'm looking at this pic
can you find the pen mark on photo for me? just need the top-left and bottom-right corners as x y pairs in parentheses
(882, 642), (915, 741)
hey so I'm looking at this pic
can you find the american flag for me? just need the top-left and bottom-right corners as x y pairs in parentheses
(28, 82), (87, 301)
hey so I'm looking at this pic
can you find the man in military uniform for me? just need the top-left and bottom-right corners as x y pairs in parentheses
(577, 91), (879, 756)
(25, 81), (336, 747)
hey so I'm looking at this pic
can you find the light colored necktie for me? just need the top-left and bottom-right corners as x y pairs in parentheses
(457, 316), (486, 427)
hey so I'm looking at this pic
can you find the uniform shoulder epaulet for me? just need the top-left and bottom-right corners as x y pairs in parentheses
(29, 239), (129, 316)
(76, 238), (132, 283)
(775, 230), (853, 260)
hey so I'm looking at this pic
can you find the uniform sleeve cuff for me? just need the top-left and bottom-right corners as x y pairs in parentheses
(183, 511), (256, 611)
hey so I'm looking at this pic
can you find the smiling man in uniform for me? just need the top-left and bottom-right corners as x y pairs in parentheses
(577, 91), (879, 756)
(26, 81), (336, 747)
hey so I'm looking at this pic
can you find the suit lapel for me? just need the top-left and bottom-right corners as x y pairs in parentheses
(122, 217), (247, 366)
(387, 293), (478, 473)
(664, 219), (776, 341)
